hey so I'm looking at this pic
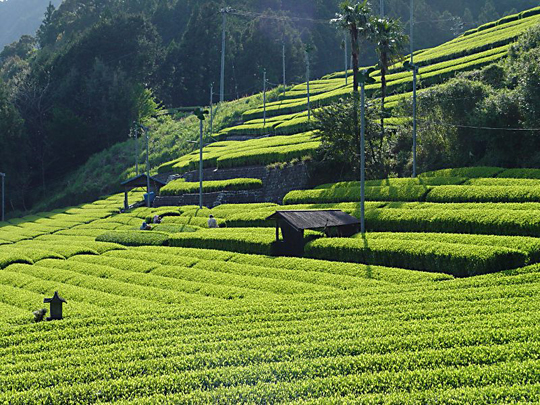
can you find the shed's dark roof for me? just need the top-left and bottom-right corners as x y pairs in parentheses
(266, 210), (360, 231)
(121, 174), (167, 188)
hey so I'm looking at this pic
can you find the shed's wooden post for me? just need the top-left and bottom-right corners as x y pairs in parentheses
(275, 220), (280, 242)
(124, 188), (129, 211)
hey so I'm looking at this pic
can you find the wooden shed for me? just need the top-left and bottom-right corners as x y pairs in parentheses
(266, 210), (361, 256)
(121, 174), (167, 210)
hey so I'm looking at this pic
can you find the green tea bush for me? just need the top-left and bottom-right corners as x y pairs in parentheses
(426, 186), (540, 203)
(497, 168), (540, 179)
(305, 237), (527, 277)
(366, 232), (540, 263)
(365, 208), (540, 236)
(0, 252), (32, 269)
(283, 186), (430, 204)
(419, 167), (503, 178)
(315, 177), (466, 189)
(96, 230), (170, 247)
(466, 178), (540, 186)
(160, 178), (263, 196)
(169, 228), (275, 255)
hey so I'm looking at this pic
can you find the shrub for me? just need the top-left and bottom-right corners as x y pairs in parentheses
(315, 177), (466, 189)
(169, 228), (276, 255)
(96, 230), (169, 247)
(304, 237), (527, 277)
(283, 186), (430, 204)
(497, 168), (540, 179)
(426, 186), (540, 203)
(419, 167), (503, 178)
(366, 232), (540, 263)
(466, 178), (540, 186)
(0, 252), (33, 269)
(364, 208), (540, 237)
(160, 178), (263, 197)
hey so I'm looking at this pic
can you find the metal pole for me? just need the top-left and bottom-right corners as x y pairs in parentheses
(209, 83), (214, 135)
(0, 173), (5, 222)
(282, 42), (287, 88)
(380, 0), (384, 16)
(412, 66), (418, 178)
(220, 9), (229, 103)
(360, 84), (366, 234)
(411, 0), (417, 178)
(135, 126), (139, 176)
(344, 33), (348, 85)
(306, 50), (311, 121)
(199, 119), (204, 209)
(263, 69), (267, 127)
(145, 127), (150, 207)
(410, 0), (414, 65)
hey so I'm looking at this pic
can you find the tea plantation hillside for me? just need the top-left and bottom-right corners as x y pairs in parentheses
(2, 167), (540, 402)
(4, 9), (540, 404)
(154, 7), (540, 178)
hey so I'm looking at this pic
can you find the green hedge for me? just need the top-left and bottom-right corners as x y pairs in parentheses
(96, 230), (170, 247)
(304, 237), (527, 277)
(364, 208), (540, 237)
(419, 167), (503, 178)
(366, 232), (540, 263)
(169, 228), (276, 255)
(426, 186), (540, 203)
(0, 252), (33, 269)
(315, 177), (466, 189)
(160, 178), (263, 196)
(521, 6), (540, 19)
(465, 178), (540, 186)
(283, 186), (430, 205)
(497, 168), (540, 179)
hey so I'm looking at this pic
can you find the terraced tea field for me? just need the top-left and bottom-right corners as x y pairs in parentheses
(4, 8), (540, 403)
(2, 166), (540, 402)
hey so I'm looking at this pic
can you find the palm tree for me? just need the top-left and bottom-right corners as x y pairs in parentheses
(332, 1), (372, 94)
(331, 0), (373, 168)
(370, 17), (408, 136)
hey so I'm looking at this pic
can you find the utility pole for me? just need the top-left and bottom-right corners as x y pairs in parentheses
(282, 40), (286, 98)
(194, 108), (209, 209)
(344, 33), (348, 85)
(359, 68), (376, 235)
(263, 69), (267, 127)
(137, 124), (151, 207)
(305, 45), (313, 121)
(410, 0), (418, 178)
(380, 0), (384, 16)
(209, 83), (214, 135)
(0, 172), (5, 222)
(220, 7), (233, 103)
(133, 122), (140, 176)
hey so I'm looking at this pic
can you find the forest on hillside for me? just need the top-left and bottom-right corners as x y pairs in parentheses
(0, 0), (539, 213)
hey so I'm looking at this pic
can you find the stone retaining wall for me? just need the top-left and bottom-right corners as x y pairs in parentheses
(153, 163), (309, 208)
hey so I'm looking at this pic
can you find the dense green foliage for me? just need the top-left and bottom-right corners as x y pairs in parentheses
(305, 237), (527, 277)
(96, 230), (170, 247)
(160, 178), (263, 196)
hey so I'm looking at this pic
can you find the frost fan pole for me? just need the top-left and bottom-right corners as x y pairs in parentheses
(410, 0), (418, 178)
(209, 83), (214, 136)
(220, 7), (233, 103)
(305, 45), (313, 121)
(0, 172), (5, 222)
(282, 40), (287, 99)
(194, 108), (209, 209)
(359, 68), (376, 235)
(344, 33), (348, 85)
(263, 69), (267, 127)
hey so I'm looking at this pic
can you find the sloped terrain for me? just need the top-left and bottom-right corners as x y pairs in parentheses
(3, 10), (540, 403)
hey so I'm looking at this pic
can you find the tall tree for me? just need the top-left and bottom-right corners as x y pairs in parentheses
(331, 0), (372, 161)
(370, 16), (407, 137)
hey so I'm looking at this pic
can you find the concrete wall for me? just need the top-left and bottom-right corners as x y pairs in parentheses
(153, 163), (310, 208)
